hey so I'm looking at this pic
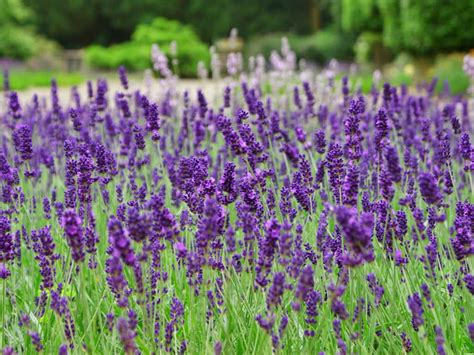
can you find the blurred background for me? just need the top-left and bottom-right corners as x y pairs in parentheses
(1, 0), (473, 93)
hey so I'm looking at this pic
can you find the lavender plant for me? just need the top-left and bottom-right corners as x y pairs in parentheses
(0, 39), (473, 354)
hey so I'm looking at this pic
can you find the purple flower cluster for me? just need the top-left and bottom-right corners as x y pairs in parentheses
(61, 209), (85, 263)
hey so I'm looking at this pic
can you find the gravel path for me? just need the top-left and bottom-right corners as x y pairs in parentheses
(8, 78), (225, 106)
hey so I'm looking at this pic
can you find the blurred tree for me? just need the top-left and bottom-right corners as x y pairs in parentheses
(25, 0), (331, 47)
(180, 0), (232, 42)
(121, 0), (317, 42)
(394, 0), (474, 54)
(6, 0), (474, 57)
(98, 0), (178, 43)
(0, 0), (50, 59)
(24, 0), (102, 48)
(307, 0), (322, 31)
(339, 0), (474, 55)
(0, 0), (34, 24)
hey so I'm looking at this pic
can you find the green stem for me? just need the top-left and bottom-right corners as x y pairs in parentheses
(1, 278), (6, 349)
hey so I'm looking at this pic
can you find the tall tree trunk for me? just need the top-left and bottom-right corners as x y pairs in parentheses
(308, 0), (321, 31)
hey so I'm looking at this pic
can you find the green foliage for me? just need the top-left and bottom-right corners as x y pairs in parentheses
(354, 32), (379, 64)
(25, 0), (321, 48)
(375, 0), (399, 51)
(0, 0), (47, 59)
(86, 44), (151, 71)
(9, 0), (473, 62)
(0, 0), (34, 24)
(400, 0), (474, 54)
(340, 0), (474, 55)
(246, 29), (354, 65)
(0, 25), (37, 59)
(308, 28), (354, 62)
(85, 18), (210, 77)
(245, 33), (286, 60)
(98, 0), (178, 39)
(131, 18), (202, 45)
(185, 0), (317, 41)
(432, 54), (470, 95)
(340, 0), (382, 34)
(353, 31), (392, 68)
(0, 24), (62, 60)
(24, 0), (187, 47)
(388, 71), (412, 87)
(341, 0), (376, 32)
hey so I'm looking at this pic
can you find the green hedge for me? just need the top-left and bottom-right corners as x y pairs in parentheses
(86, 43), (150, 71)
(85, 17), (210, 77)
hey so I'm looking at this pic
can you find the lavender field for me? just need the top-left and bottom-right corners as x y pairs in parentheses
(0, 44), (473, 354)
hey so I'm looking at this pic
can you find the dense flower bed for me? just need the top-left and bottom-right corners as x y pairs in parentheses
(0, 55), (473, 354)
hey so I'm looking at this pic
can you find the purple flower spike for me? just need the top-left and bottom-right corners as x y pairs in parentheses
(267, 272), (285, 309)
(468, 323), (474, 342)
(13, 124), (33, 161)
(62, 209), (85, 263)
(9, 92), (22, 119)
(118, 65), (129, 90)
(117, 317), (137, 354)
(335, 206), (375, 266)
(108, 216), (136, 266)
(435, 326), (446, 355)
(407, 293), (424, 331)
(419, 172), (442, 205)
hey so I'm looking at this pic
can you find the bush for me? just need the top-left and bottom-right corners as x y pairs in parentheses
(85, 18), (210, 77)
(0, 25), (37, 59)
(245, 28), (354, 65)
(0, 0), (57, 60)
(86, 43), (150, 71)
(303, 28), (354, 63)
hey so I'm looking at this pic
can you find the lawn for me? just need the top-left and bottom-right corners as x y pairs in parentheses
(2, 70), (84, 91)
